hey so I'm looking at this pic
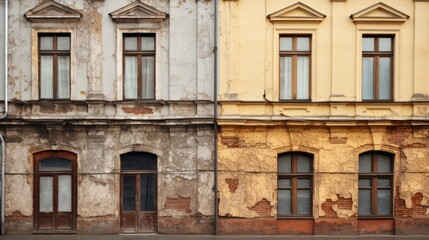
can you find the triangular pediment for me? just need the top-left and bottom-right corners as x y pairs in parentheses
(351, 2), (409, 23)
(25, 0), (82, 22)
(110, 0), (167, 23)
(268, 2), (326, 22)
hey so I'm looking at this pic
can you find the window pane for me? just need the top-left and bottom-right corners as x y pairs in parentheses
(141, 37), (155, 51)
(359, 178), (371, 187)
(278, 179), (291, 188)
(297, 154), (311, 173)
(358, 189), (371, 215)
(278, 189), (291, 215)
(123, 175), (136, 211)
(280, 37), (292, 51)
(58, 175), (72, 212)
(124, 56), (138, 99)
(363, 37), (374, 51)
(40, 36), (53, 50)
(40, 176), (53, 212)
(142, 56), (155, 99)
(359, 153), (372, 173)
(377, 154), (392, 172)
(297, 189), (311, 215)
(379, 38), (392, 52)
(362, 57), (374, 100)
(297, 37), (310, 51)
(140, 174), (156, 211)
(121, 152), (157, 171)
(278, 154), (291, 173)
(40, 55), (54, 99)
(379, 57), (391, 100)
(57, 56), (70, 99)
(124, 37), (138, 51)
(377, 189), (391, 215)
(57, 36), (70, 50)
(378, 179), (390, 188)
(280, 57), (292, 100)
(39, 158), (72, 171)
(297, 56), (309, 100)
(298, 179), (310, 187)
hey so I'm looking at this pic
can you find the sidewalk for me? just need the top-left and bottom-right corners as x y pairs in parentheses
(0, 235), (428, 240)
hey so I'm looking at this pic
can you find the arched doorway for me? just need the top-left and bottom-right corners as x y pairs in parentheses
(120, 152), (157, 233)
(33, 151), (77, 233)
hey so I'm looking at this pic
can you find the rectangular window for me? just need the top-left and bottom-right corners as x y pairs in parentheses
(358, 152), (393, 216)
(123, 33), (155, 99)
(279, 36), (311, 100)
(278, 152), (313, 217)
(362, 36), (393, 101)
(38, 33), (71, 99)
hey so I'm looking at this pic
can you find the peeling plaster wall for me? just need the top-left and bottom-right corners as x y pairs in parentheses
(218, 125), (429, 234)
(2, 124), (214, 234)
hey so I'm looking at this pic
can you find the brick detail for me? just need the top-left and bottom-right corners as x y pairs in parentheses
(220, 136), (242, 148)
(248, 198), (271, 217)
(321, 195), (353, 218)
(121, 106), (153, 115)
(164, 196), (191, 213)
(225, 178), (239, 193)
(329, 137), (347, 144)
(396, 189), (429, 217)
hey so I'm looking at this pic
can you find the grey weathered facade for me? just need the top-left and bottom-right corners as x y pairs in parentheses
(0, 0), (215, 234)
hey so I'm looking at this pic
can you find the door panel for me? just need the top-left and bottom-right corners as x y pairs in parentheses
(139, 213), (156, 232)
(121, 212), (137, 232)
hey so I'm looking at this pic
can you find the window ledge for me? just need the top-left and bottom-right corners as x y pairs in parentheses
(358, 216), (394, 220)
(277, 216), (314, 220)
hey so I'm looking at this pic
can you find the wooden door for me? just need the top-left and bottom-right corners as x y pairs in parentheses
(120, 152), (157, 233)
(34, 151), (77, 233)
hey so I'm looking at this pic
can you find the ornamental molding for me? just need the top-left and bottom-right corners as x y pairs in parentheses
(350, 2), (409, 23)
(24, 0), (82, 22)
(109, 0), (167, 23)
(268, 2), (326, 23)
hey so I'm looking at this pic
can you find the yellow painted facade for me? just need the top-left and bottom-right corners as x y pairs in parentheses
(218, 0), (429, 235)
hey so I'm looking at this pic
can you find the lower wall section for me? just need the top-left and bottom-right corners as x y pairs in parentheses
(77, 217), (120, 234)
(358, 219), (394, 235)
(157, 216), (214, 234)
(395, 218), (429, 235)
(218, 218), (314, 235)
(314, 219), (357, 235)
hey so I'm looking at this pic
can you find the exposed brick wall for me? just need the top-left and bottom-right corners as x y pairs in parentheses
(164, 196), (191, 213)
(384, 126), (412, 146)
(396, 189), (429, 217)
(248, 198), (271, 217)
(225, 178), (239, 193)
(220, 136), (242, 148)
(320, 195), (353, 218)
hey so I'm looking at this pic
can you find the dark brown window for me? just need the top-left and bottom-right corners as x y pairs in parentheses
(38, 33), (71, 99)
(123, 33), (155, 99)
(33, 151), (77, 233)
(120, 152), (157, 233)
(362, 36), (394, 100)
(277, 152), (313, 217)
(279, 36), (311, 100)
(358, 151), (393, 216)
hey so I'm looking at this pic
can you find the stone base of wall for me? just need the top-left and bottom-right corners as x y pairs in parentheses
(5, 217), (33, 235)
(314, 218), (357, 235)
(218, 218), (314, 235)
(357, 219), (394, 235)
(158, 216), (214, 234)
(77, 217), (119, 234)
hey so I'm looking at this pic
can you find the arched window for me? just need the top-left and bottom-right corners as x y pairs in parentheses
(120, 152), (157, 233)
(277, 152), (313, 217)
(358, 151), (393, 216)
(33, 151), (77, 233)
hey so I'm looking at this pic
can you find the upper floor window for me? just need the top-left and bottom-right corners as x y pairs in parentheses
(362, 36), (393, 101)
(279, 36), (311, 101)
(123, 33), (155, 100)
(38, 33), (71, 99)
(278, 152), (313, 217)
(358, 151), (393, 217)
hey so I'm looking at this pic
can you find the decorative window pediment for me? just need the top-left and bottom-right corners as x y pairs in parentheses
(109, 0), (167, 23)
(351, 2), (409, 23)
(24, 0), (82, 22)
(268, 2), (326, 23)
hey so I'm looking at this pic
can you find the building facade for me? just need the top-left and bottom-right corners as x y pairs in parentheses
(0, 0), (215, 234)
(217, 0), (429, 235)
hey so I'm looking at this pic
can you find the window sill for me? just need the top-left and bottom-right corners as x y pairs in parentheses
(277, 216), (314, 220)
(358, 216), (394, 220)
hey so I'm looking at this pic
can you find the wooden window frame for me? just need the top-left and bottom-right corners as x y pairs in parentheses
(358, 152), (394, 218)
(362, 35), (394, 101)
(33, 151), (77, 233)
(279, 35), (312, 101)
(122, 33), (156, 100)
(277, 152), (313, 218)
(38, 33), (71, 100)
